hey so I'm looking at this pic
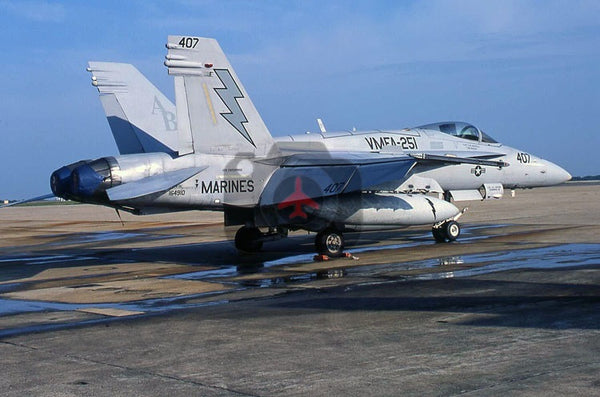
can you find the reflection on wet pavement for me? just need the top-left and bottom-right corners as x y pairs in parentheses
(348, 243), (600, 282)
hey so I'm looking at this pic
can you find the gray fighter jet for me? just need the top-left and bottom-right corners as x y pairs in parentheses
(51, 36), (571, 256)
(86, 61), (570, 197)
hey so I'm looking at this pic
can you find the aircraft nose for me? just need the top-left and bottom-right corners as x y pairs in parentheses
(545, 160), (572, 185)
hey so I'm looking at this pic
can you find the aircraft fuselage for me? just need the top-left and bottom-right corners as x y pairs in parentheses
(276, 125), (570, 190)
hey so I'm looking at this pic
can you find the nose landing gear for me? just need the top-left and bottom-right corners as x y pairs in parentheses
(432, 207), (467, 243)
(432, 220), (461, 242)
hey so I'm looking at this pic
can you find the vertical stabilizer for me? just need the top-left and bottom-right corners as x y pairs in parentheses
(164, 36), (277, 157)
(87, 62), (177, 155)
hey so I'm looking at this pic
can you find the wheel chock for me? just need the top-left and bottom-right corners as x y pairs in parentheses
(313, 254), (330, 262)
(314, 252), (359, 262)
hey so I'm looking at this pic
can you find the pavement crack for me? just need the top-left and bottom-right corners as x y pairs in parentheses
(1, 340), (259, 397)
(453, 360), (600, 396)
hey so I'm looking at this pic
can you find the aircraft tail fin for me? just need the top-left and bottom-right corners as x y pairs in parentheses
(164, 36), (277, 157)
(87, 62), (178, 155)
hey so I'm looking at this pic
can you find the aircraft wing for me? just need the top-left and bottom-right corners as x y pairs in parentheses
(106, 166), (207, 201)
(259, 153), (416, 206)
(258, 149), (510, 207)
(410, 153), (509, 167)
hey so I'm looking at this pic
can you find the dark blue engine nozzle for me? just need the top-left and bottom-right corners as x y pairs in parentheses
(50, 160), (89, 199)
(50, 157), (119, 202)
(72, 163), (107, 197)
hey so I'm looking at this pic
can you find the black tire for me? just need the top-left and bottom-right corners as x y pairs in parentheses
(315, 229), (345, 257)
(235, 227), (263, 252)
(444, 220), (460, 241)
(432, 227), (446, 243)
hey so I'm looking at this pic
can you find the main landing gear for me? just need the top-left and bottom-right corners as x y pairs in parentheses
(234, 226), (288, 252)
(315, 228), (345, 257)
(234, 226), (263, 252)
(235, 224), (346, 257)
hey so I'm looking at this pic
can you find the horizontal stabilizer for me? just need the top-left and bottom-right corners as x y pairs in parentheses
(107, 166), (206, 201)
(0, 194), (55, 208)
(87, 62), (178, 155)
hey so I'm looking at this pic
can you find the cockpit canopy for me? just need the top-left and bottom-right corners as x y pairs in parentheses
(416, 121), (498, 144)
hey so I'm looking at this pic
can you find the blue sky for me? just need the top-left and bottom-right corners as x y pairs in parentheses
(0, 0), (599, 198)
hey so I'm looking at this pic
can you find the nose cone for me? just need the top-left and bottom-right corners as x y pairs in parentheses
(545, 160), (572, 185)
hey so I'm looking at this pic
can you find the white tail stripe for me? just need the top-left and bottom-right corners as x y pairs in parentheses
(202, 83), (218, 125)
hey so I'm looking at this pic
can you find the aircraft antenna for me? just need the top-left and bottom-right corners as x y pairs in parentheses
(317, 118), (326, 133)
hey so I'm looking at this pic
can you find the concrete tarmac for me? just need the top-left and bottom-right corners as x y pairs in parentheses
(1, 183), (599, 396)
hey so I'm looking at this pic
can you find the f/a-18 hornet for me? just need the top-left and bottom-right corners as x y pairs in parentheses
(51, 36), (571, 257)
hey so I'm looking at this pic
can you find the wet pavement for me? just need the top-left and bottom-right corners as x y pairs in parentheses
(1, 221), (598, 336)
(1, 184), (599, 395)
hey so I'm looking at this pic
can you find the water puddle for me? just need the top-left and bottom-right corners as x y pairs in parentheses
(410, 243), (600, 281)
(0, 290), (232, 318)
(348, 243), (600, 283)
(0, 254), (74, 264)
(47, 231), (183, 245)
(166, 267), (239, 280)
(0, 296), (229, 338)
(0, 254), (97, 265)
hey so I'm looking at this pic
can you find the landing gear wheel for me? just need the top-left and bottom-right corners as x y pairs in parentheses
(235, 226), (263, 252)
(432, 221), (461, 242)
(432, 227), (446, 243)
(444, 220), (460, 241)
(315, 229), (345, 257)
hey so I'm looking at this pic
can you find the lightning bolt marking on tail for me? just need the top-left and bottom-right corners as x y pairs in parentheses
(213, 69), (255, 147)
